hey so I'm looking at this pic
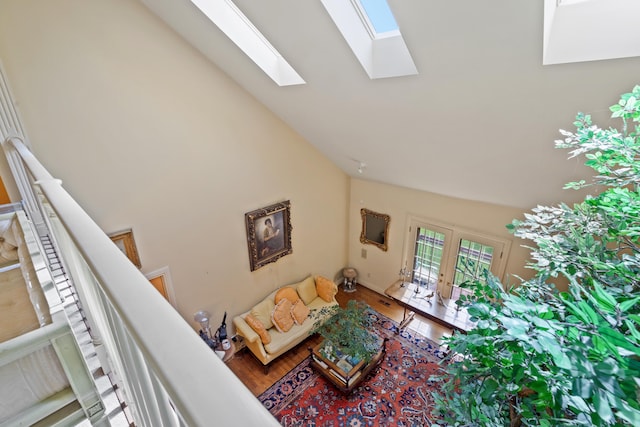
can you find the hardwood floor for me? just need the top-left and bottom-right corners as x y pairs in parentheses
(225, 284), (453, 396)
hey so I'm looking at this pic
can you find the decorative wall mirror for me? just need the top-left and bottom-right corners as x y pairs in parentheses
(360, 208), (390, 251)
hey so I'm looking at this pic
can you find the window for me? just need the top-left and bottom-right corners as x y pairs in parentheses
(543, 0), (640, 64)
(189, 0), (305, 86)
(404, 217), (510, 301)
(356, 0), (398, 35)
(320, 0), (417, 79)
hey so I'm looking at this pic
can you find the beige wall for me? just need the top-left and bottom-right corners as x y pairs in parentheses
(0, 0), (349, 331)
(348, 178), (533, 295)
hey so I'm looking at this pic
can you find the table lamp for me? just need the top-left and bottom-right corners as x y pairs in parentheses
(194, 310), (216, 348)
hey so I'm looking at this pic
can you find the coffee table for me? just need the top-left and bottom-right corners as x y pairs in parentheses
(385, 280), (476, 333)
(309, 337), (387, 394)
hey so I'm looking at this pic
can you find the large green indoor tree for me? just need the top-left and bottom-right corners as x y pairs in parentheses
(434, 86), (640, 426)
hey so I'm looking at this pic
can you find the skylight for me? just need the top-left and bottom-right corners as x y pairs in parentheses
(321, 0), (417, 79)
(543, 0), (640, 64)
(357, 0), (398, 35)
(189, 0), (305, 86)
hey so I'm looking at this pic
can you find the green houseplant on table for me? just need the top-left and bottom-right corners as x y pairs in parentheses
(312, 300), (381, 363)
(434, 86), (640, 426)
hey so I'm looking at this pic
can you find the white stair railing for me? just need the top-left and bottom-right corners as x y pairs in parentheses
(1, 136), (280, 427)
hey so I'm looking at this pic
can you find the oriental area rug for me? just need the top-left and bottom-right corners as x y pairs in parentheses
(258, 311), (448, 427)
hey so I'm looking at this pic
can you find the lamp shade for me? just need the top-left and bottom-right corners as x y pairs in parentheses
(193, 310), (210, 330)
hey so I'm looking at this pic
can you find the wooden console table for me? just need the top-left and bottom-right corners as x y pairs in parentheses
(309, 337), (387, 394)
(385, 280), (476, 333)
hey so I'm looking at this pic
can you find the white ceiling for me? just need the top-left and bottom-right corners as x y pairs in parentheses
(140, 0), (640, 209)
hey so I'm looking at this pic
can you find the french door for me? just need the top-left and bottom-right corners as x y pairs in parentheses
(405, 218), (510, 300)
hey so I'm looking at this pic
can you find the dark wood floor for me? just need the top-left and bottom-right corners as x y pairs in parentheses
(226, 284), (452, 396)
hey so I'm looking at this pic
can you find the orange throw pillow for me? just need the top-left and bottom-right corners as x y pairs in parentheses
(271, 299), (294, 333)
(244, 313), (271, 344)
(291, 299), (310, 325)
(316, 276), (337, 302)
(274, 286), (300, 305)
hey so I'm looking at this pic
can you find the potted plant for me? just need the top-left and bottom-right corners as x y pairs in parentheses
(312, 300), (381, 363)
(433, 86), (640, 426)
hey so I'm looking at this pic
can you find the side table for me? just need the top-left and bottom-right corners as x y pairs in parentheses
(215, 342), (235, 362)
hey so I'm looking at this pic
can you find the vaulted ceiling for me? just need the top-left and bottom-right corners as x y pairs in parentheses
(141, 0), (640, 209)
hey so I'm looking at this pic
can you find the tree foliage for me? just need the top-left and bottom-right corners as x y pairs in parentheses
(434, 86), (640, 426)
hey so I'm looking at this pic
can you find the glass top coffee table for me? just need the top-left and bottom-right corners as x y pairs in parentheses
(309, 337), (387, 394)
(385, 280), (476, 333)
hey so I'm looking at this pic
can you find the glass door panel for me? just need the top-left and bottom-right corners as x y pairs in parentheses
(450, 239), (495, 301)
(412, 227), (444, 287)
(408, 224), (453, 296)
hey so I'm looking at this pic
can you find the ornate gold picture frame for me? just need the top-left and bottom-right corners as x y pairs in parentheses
(245, 201), (292, 271)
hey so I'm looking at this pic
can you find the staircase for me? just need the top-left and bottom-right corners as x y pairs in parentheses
(38, 234), (133, 427)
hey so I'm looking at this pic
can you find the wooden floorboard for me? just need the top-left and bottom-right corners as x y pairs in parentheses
(226, 284), (452, 396)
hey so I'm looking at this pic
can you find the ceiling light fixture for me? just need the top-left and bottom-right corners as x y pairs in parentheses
(357, 161), (367, 174)
(349, 157), (367, 174)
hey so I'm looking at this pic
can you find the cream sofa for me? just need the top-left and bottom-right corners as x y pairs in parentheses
(233, 275), (338, 371)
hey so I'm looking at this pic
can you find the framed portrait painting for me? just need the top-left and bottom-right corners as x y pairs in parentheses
(245, 201), (292, 271)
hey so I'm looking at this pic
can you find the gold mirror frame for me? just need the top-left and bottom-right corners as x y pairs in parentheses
(360, 208), (390, 252)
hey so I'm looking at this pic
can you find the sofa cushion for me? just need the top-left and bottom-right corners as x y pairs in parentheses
(291, 299), (310, 325)
(296, 276), (318, 305)
(264, 322), (309, 355)
(244, 313), (271, 344)
(271, 299), (294, 333)
(274, 286), (299, 305)
(250, 298), (275, 330)
(316, 276), (338, 302)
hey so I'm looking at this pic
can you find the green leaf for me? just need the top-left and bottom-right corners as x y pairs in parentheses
(620, 296), (640, 312)
(625, 319), (640, 341)
(562, 298), (591, 324)
(594, 389), (614, 423)
(500, 317), (529, 338)
(606, 392), (640, 425)
(578, 300), (600, 325)
(599, 326), (640, 356)
(480, 378), (499, 400)
(567, 395), (591, 413)
(592, 282), (617, 311)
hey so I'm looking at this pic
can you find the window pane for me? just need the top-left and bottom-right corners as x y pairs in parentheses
(412, 227), (445, 289)
(451, 239), (494, 300)
(358, 0), (398, 33)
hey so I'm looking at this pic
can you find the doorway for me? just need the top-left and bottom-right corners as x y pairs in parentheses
(404, 217), (510, 300)
(145, 266), (177, 307)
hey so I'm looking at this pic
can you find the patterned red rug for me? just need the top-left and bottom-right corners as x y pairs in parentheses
(258, 311), (447, 427)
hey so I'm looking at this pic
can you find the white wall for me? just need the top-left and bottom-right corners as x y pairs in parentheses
(0, 0), (349, 332)
(348, 178), (534, 295)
